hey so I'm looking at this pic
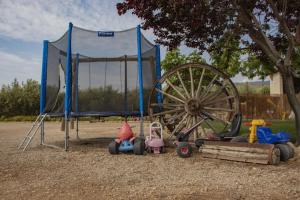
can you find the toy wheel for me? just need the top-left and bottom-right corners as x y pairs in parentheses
(108, 141), (119, 154)
(270, 147), (280, 165)
(146, 147), (151, 153)
(286, 142), (295, 159)
(176, 142), (192, 158)
(161, 147), (166, 153)
(275, 144), (290, 162)
(230, 135), (248, 143)
(133, 138), (145, 155)
(195, 139), (204, 148)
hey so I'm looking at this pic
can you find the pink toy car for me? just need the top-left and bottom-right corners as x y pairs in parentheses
(145, 122), (165, 154)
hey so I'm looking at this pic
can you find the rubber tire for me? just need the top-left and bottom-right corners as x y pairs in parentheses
(176, 142), (192, 158)
(108, 141), (119, 154)
(195, 139), (204, 148)
(275, 144), (290, 162)
(270, 147), (281, 165)
(286, 142), (295, 159)
(230, 135), (248, 143)
(161, 147), (166, 153)
(133, 138), (145, 155)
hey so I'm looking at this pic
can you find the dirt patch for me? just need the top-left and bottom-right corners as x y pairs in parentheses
(0, 121), (300, 200)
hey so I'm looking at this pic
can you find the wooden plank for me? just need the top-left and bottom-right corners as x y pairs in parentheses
(201, 148), (269, 160)
(199, 142), (277, 164)
(204, 141), (274, 149)
(202, 153), (269, 164)
(200, 144), (270, 154)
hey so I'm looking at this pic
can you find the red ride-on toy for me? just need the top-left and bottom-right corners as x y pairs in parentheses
(108, 122), (144, 155)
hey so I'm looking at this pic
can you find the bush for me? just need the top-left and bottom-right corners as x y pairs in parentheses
(0, 79), (39, 117)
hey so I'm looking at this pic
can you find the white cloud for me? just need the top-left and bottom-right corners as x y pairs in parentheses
(0, 50), (40, 85)
(0, 0), (141, 42)
(0, 0), (146, 85)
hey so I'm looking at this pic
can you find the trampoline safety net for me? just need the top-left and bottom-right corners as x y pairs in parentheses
(41, 24), (160, 117)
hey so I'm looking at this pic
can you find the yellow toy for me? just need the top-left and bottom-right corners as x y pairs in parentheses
(244, 119), (271, 143)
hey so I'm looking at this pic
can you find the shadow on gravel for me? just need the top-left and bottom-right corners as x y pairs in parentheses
(45, 137), (115, 152)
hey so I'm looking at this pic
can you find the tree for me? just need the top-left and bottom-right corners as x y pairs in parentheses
(0, 79), (40, 116)
(117, 0), (300, 144)
(161, 49), (206, 72)
(161, 49), (186, 72)
(209, 32), (242, 77)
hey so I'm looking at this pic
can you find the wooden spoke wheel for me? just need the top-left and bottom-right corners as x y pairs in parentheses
(148, 63), (240, 141)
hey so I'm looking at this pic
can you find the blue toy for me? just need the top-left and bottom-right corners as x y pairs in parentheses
(108, 122), (144, 155)
(118, 140), (134, 152)
(256, 127), (290, 144)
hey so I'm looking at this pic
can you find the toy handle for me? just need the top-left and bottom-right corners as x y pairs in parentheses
(149, 122), (163, 140)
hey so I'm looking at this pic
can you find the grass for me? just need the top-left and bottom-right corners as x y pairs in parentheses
(201, 119), (296, 142)
(240, 120), (296, 142)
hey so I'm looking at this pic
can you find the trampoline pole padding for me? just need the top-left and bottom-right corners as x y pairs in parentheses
(136, 25), (144, 137)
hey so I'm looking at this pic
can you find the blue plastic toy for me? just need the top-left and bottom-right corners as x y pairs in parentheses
(256, 127), (290, 144)
(119, 140), (134, 152)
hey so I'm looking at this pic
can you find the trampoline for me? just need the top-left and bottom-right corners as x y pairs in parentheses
(39, 23), (161, 150)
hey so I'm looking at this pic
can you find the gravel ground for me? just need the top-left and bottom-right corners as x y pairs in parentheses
(0, 121), (300, 200)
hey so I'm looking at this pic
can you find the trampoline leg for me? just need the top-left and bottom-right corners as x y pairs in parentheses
(76, 117), (80, 140)
(40, 120), (45, 145)
(61, 118), (65, 131)
(70, 118), (74, 129)
(64, 118), (69, 151)
(140, 116), (144, 138)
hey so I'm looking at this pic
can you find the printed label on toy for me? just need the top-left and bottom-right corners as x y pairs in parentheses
(97, 31), (114, 37)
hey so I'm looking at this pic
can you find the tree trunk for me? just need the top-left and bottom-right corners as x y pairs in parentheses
(281, 71), (300, 146)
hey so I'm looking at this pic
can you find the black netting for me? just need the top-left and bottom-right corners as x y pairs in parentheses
(44, 43), (66, 113)
(141, 48), (156, 112)
(44, 25), (158, 116)
(76, 57), (129, 113)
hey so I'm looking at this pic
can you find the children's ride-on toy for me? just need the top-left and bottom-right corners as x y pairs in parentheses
(145, 122), (165, 154)
(175, 112), (242, 158)
(108, 122), (144, 155)
(257, 127), (294, 161)
(234, 120), (294, 161)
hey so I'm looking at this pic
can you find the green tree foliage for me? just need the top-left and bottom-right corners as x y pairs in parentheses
(260, 86), (270, 95)
(0, 79), (40, 116)
(161, 49), (206, 72)
(209, 32), (242, 77)
(210, 33), (300, 79)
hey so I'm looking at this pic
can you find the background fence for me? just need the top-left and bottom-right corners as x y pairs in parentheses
(240, 94), (300, 120)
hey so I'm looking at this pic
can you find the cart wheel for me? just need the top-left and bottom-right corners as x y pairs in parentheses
(275, 144), (290, 162)
(230, 135), (248, 143)
(270, 147), (280, 165)
(108, 141), (119, 154)
(133, 138), (145, 155)
(286, 142), (295, 159)
(176, 142), (192, 158)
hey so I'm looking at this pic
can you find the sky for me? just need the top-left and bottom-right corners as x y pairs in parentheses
(0, 0), (264, 86)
